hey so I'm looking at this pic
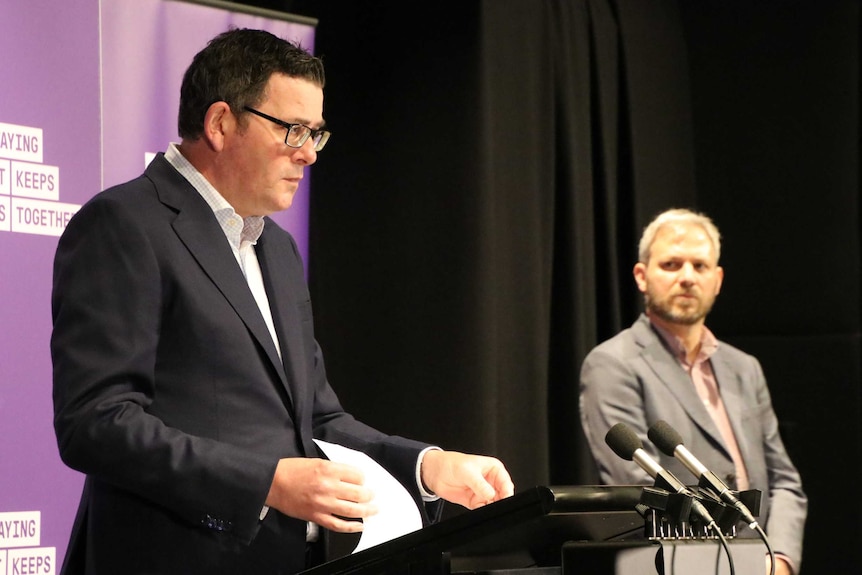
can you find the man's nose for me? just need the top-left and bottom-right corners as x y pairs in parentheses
(292, 138), (318, 166)
(678, 263), (696, 283)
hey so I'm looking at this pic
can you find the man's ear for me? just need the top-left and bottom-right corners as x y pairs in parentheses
(201, 101), (233, 152)
(633, 262), (647, 293)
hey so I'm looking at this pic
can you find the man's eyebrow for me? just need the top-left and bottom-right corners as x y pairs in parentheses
(294, 117), (327, 130)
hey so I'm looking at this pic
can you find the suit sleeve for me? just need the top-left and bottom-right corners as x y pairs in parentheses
(579, 344), (657, 485)
(748, 357), (808, 570)
(52, 195), (274, 543)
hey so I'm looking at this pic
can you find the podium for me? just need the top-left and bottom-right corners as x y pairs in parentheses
(298, 486), (766, 575)
(561, 539), (767, 575)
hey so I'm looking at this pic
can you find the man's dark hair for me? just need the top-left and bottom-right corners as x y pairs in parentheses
(177, 28), (325, 139)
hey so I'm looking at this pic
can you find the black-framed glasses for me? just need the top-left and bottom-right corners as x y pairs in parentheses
(243, 106), (331, 152)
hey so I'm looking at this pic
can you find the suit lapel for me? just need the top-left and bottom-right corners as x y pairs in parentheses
(146, 156), (292, 401)
(255, 225), (313, 452)
(633, 316), (728, 452)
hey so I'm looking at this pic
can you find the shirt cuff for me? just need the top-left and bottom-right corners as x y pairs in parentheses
(417, 446), (442, 501)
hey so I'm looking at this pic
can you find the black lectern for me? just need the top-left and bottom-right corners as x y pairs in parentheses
(298, 486), (647, 575)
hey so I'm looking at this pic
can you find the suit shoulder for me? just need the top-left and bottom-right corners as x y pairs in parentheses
(715, 338), (758, 362)
(60, 176), (172, 250)
(82, 153), (188, 213)
(583, 327), (641, 363)
(79, 174), (158, 212)
(712, 340), (766, 380)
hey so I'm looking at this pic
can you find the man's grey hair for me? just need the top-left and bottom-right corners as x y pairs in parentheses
(637, 208), (722, 264)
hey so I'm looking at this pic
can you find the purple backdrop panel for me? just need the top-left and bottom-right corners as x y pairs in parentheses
(0, 0), (101, 570)
(101, 0), (316, 263)
(0, 1), (315, 569)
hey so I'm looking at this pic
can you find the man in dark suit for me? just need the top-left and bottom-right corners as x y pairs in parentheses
(579, 208), (806, 575)
(51, 29), (513, 575)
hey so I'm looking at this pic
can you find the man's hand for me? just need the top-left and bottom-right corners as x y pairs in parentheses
(766, 554), (794, 575)
(265, 458), (378, 533)
(420, 450), (515, 509)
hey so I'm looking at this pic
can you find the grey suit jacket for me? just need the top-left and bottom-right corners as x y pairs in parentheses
(52, 154), (439, 574)
(579, 314), (807, 568)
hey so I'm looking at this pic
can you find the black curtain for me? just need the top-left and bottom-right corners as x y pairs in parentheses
(298, 0), (701, 489)
(240, 0), (859, 569)
(682, 1), (862, 572)
(469, 0), (710, 486)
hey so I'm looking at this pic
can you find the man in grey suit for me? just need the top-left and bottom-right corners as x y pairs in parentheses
(579, 208), (807, 575)
(51, 29), (513, 575)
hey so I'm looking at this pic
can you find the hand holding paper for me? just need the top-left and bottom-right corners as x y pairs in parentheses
(265, 442), (515, 555)
(264, 453), (378, 534)
(314, 440), (423, 552)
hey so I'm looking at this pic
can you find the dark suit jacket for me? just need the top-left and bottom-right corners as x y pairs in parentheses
(579, 314), (807, 568)
(51, 154), (438, 574)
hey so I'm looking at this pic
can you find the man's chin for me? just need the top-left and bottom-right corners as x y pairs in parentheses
(276, 191), (297, 211)
(650, 305), (705, 326)
(670, 314), (702, 326)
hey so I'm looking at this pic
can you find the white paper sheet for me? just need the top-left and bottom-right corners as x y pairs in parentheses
(313, 439), (423, 553)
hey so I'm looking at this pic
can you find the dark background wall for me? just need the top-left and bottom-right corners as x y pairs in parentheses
(238, 0), (860, 571)
(681, 3), (862, 570)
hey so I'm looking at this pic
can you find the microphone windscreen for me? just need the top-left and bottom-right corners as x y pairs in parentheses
(605, 423), (643, 461)
(648, 420), (684, 456)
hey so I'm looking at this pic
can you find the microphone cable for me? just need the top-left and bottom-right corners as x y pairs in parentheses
(754, 522), (776, 575)
(605, 423), (736, 574)
(648, 420), (774, 575)
(712, 526), (735, 575)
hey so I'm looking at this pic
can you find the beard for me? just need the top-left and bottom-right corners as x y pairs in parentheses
(644, 289), (716, 326)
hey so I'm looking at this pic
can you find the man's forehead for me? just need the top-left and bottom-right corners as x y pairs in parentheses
(657, 221), (706, 237)
(651, 223), (717, 257)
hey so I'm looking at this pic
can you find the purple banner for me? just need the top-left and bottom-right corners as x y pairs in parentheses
(101, 0), (316, 261)
(1, 0), (101, 571)
(0, 1), (314, 569)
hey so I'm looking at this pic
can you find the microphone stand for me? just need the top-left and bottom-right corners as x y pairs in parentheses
(638, 485), (736, 575)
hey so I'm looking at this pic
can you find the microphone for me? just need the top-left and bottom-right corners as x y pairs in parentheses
(604, 422), (717, 527)
(647, 420), (759, 527)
